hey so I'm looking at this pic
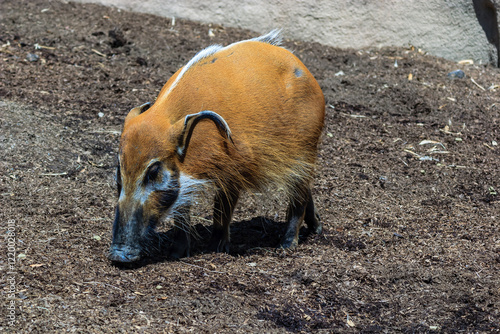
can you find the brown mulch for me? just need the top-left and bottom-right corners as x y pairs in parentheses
(0, 0), (499, 332)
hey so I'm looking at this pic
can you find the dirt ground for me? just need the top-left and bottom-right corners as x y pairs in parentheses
(0, 0), (499, 333)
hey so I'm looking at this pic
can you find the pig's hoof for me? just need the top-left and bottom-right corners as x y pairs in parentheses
(305, 211), (322, 235)
(279, 237), (298, 250)
(209, 228), (230, 253)
(208, 236), (229, 253)
(309, 220), (323, 235)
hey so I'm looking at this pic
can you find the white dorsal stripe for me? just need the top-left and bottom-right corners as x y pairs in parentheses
(163, 29), (282, 99)
(249, 29), (282, 46)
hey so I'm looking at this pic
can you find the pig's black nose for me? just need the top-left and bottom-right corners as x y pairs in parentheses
(108, 245), (141, 263)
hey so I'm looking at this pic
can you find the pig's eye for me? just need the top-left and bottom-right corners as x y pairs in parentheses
(144, 161), (162, 184)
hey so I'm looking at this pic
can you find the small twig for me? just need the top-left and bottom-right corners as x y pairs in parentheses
(340, 112), (366, 118)
(470, 78), (486, 91)
(403, 149), (421, 157)
(419, 140), (446, 149)
(40, 172), (67, 176)
(439, 128), (461, 136)
(91, 49), (106, 57)
(81, 217), (108, 221)
(88, 160), (105, 167)
(447, 165), (467, 169)
(34, 43), (55, 50)
(428, 150), (450, 155)
(483, 143), (495, 150)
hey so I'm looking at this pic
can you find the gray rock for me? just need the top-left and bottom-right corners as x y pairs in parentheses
(447, 69), (465, 79)
(26, 53), (40, 62)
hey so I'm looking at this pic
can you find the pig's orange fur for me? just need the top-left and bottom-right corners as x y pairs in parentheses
(120, 37), (325, 204)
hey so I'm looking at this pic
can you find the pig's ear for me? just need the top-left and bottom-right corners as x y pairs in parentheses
(174, 110), (234, 162)
(124, 102), (151, 124)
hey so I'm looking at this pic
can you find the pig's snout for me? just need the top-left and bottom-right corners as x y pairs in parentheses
(109, 206), (146, 263)
(108, 244), (142, 263)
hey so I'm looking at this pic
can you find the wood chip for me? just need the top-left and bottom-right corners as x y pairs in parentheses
(419, 140), (442, 146)
(470, 78), (486, 91)
(40, 172), (68, 176)
(91, 49), (106, 57)
(34, 43), (55, 50)
(483, 143), (496, 150)
(404, 149), (420, 157)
